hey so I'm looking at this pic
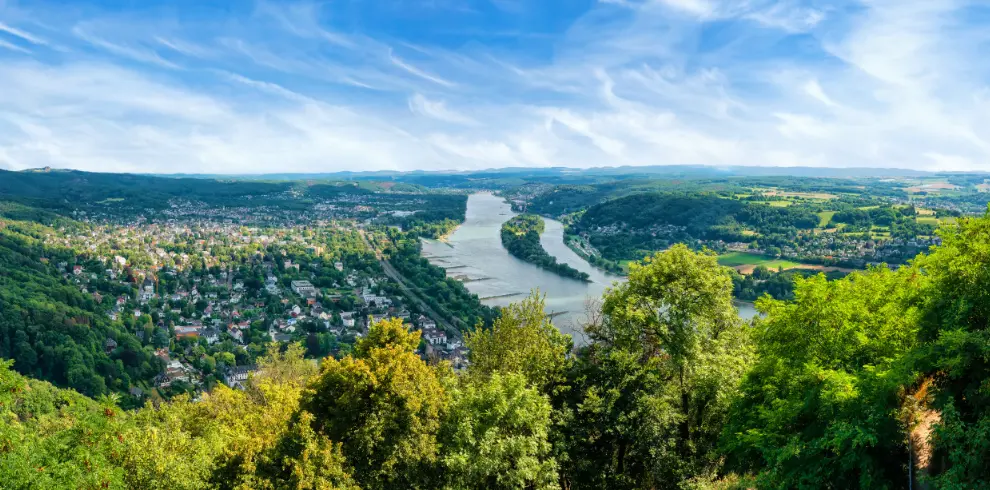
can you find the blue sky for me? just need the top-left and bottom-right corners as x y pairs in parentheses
(1, 0), (989, 173)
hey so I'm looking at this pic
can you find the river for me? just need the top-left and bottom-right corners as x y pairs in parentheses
(421, 192), (756, 343)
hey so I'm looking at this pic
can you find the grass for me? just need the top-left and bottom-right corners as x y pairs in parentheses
(817, 211), (836, 228)
(717, 252), (802, 269)
(619, 260), (634, 273)
(917, 216), (939, 226)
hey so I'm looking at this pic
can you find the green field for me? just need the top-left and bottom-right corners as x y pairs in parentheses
(717, 252), (803, 270)
(817, 211), (836, 228)
(917, 216), (939, 226)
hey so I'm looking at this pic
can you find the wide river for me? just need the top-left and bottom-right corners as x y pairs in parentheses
(421, 192), (756, 343)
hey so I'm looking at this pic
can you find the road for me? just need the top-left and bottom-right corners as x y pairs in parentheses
(359, 231), (463, 332)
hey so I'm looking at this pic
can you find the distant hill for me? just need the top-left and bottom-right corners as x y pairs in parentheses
(148, 164), (947, 182)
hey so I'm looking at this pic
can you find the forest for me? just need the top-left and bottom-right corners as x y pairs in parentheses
(572, 193), (820, 261)
(8, 207), (990, 488)
(500, 214), (590, 281)
(0, 219), (162, 398)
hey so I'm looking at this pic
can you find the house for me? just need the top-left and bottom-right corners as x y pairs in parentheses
(224, 365), (258, 389)
(341, 311), (356, 328)
(291, 280), (318, 297)
(418, 315), (437, 330)
(153, 373), (173, 388)
(175, 325), (202, 340)
(334, 261), (344, 271)
(73, 265), (83, 275)
(422, 327), (447, 346)
(202, 327), (220, 345)
(104, 338), (118, 354)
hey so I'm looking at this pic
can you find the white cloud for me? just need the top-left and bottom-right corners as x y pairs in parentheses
(72, 25), (180, 69)
(0, 21), (48, 45)
(0, 38), (29, 53)
(388, 50), (456, 88)
(408, 93), (477, 125)
(1, 0), (990, 173)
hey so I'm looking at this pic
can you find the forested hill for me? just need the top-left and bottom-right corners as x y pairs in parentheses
(0, 168), (440, 213)
(0, 217), (161, 398)
(571, 192), (820, 262)
(500, 214), (590, 281)
(578, 193), (820, 237)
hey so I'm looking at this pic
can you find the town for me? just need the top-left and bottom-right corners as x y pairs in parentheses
(44, 198), (472, 402)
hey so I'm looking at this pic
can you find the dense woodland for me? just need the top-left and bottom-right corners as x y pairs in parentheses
(0, 219), (162, 398)
(571, 193), (820, 262)
(500, 214), (590, 281)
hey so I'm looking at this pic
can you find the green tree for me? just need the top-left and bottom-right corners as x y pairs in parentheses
(440, 373), (559, 490)
(300, 318), (448, 489)
(723, 268), (919, 488)
(564, 245), (752, 488)
(466, 291), (572, 395)
(911, 211), (990, 487)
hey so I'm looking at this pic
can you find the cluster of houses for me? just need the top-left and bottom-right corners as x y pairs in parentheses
(49, 207), (472, 401)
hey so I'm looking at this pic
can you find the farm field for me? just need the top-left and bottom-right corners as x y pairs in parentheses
(717, 252), (853, 275)
(718, 252), (802, 270)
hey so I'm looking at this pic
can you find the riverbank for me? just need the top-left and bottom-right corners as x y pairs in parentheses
(562, 231), (627, 276)
(501, 214), (591, 282)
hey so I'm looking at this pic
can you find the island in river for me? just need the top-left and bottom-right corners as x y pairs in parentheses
(421, 192), (757, 344)
(501, 214), (590, 282)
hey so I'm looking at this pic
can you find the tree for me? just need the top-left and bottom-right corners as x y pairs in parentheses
(723, 268), (919, 488)
(565, 245), (752, 488)
(911, 211), (990, 486)
(440, 373), (559, 490)
(300, 318), (448, 489)
(466, 291), (572, 395)
(253, 411), (359, 490)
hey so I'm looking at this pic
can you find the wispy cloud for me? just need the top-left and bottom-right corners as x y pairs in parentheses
(408, 93), (477, 125)
(72, 25), (180, 69)
(0, 21), (48, 46)
(0, 0), (989, 173)
(388, 50), (456, 88)
(0, 38), (30, 54)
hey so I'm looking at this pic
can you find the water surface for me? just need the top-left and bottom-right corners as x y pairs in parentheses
(421, 192), (756, 343)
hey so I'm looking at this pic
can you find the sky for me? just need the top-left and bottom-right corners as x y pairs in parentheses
(1, 0), (989, 174)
